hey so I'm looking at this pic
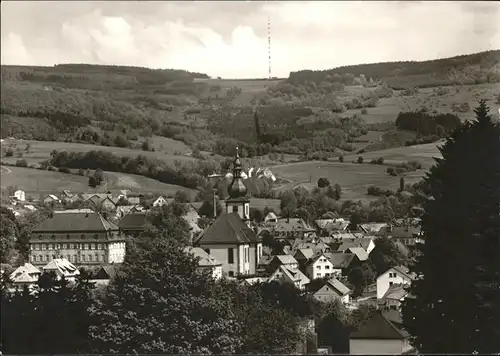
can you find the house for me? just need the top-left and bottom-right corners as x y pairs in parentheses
(152, 196), (168, 207)
(196, 148), (263, 277)
(118, 212), (149, 237)
(268, 254), (299, 272)
(345, 247), (369, 262)
(312, 277), (351, 304)
(379, 283), (409, 311)
(349, 310), (414, 355)
(305, 252), (335, 280)
(29, 211), (125, 267)
(43, 258), (80, 280)
(60, 190), (80, 203)
(377, 265), (416, 299)
(292, 239), (329, 254)
(359, 223), (388, 234)
(264, 212), (278, 223)
(315, 218), (349, 235)
(13, 189), (26, 202)
(293, 248), (315, 266)
(24, 204), (37, 212)
(82, 193), (118, 210)
(271, 218), (316, 240)
(93, 264), (118, 283)
(115, 205), (143, 219)
(330, 232), (365, 240)
(334, 237), (376, 255)
(9, 263), (42, 286)
(185, 247), (223, 280)
(387, 225), (423, 246)
(268, 265), (310, 290)
(43, 194), (61, 204)
(325, 252), (355, 276)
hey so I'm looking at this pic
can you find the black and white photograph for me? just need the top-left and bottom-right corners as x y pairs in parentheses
(1, 1), (499, 354)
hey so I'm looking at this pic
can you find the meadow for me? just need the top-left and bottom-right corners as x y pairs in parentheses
(1, 138), (197, 166)
(270, 141), (443, 201)
(340, 83), (500, 124)
(0, 165), (198, 198)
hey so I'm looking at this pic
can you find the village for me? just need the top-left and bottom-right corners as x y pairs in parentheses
(1, 148), (424, 355)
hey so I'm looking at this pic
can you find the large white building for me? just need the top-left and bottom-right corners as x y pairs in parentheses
(29, 211), (126, 268)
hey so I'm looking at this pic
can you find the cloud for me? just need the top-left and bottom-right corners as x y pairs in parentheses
(1, 1), (499, 78)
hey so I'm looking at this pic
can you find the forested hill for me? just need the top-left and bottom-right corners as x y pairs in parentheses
(1, 63), (209, 87)
(287, 50), (500, 89)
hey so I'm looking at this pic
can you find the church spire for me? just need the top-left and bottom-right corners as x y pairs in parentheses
(227, 146), (247, 199)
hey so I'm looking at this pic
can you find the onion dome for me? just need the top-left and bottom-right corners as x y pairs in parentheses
(227, 147), (247, 198)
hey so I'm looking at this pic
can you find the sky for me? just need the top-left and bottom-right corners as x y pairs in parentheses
(1, 1), (499, 79)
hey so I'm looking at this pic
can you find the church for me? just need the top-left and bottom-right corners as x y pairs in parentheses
(195, 148), (263, 277)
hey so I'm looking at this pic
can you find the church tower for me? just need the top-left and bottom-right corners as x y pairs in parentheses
(226, 147), (250, 224)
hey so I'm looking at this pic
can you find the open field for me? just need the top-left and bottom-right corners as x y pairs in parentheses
(0, 165), (198, 198)
(343, 141), (443, 168)
(271, 142), (443, 201)
(1, 139), (197, 166)
(340, 83), (500, 124)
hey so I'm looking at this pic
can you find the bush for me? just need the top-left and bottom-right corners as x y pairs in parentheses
(47, 166), (56, 171)
(77, 168), (85, 176)
(15, 159), (28, 167)
(361, 108), (368, 115)
(5, 148), (14, 157)
(58, 167), (71, 174)
(370, 157), (384, 165)
(339, 155), (344, 163)
(357, 156), (364, 164)
(317, 177), (330, 188)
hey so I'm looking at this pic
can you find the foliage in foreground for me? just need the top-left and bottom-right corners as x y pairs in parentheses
(402, 100), (500, 353)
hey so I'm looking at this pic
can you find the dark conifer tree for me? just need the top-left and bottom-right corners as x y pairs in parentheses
(402, 100), (500, 353)
(254, 109), (262, 140)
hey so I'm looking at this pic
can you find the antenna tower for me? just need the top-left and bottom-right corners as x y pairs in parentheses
(268, 16), (272, 80)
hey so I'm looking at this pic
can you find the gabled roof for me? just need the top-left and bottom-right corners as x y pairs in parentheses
(336, 238), (374, 252)
(350, 310), (409, 340)
(273, 218), (315, 232)
(185, 247), (222, 267)
(382, 283), (409, 301)
(271, 265), (310, 285)
(331, 232), (364, 239)
(390, 226), (421, 238)
(308, 252), (333, 265)
(101, 265), (118, 279)
(347, 247), (369, 261)
(33, 212), (118, 232)
(265, 212), (278, 220)
(10, 263), (41, 282)
(325, 278), (351, 296)
(294, 248), (315, 261)
(325, 252), (355, 268)
(45, 194), (60, 201)
(197, 213), (258, 245)
(118, 212), (148, 230)
(273, 255), (298, 265)
(390, 265), (417, 280)
(43, 258), (80, 277)
(11, 271), (38, 283)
